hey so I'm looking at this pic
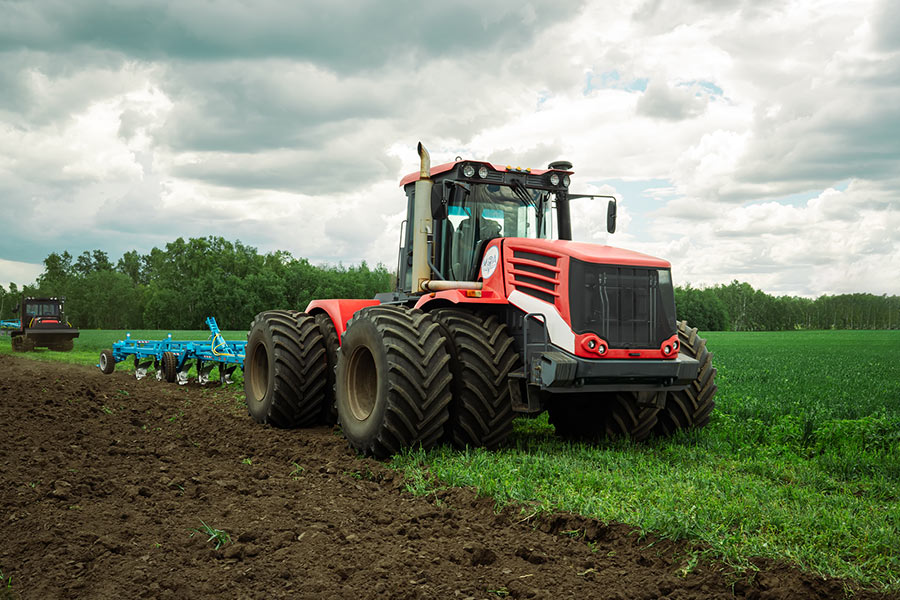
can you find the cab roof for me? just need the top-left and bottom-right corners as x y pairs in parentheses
(399, 161), (572, 187)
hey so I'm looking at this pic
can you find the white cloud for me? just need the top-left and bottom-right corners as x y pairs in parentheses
(0, 0), (898, 298)
(0, 258), (43, 291)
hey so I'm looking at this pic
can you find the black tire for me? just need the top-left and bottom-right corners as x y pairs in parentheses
(547, 392), (659, 442)
(99, 349), (116, 374)
(431, 308), (519, 449)
(314, 313), (340, 425)
(51, 340), (74, 352)
(244, 311), (328, 428)
(653, 321), (717, 437)
(161, 351), (178, 383)
(11, 336), (24, 352)
(335, 306), (451, 458)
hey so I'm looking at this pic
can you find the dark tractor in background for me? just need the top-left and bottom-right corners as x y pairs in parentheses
(9, 296), (80, 352)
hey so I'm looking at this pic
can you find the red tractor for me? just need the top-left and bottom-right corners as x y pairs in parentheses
(244, 144), (716, 457)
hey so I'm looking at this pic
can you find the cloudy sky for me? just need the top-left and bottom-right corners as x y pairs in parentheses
(1, 0), (897, 297)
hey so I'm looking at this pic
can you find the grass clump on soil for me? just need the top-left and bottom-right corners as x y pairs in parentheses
(191, 520), (232, 550)
(0, 567), (13, 600)
(393, 330), (900, 592)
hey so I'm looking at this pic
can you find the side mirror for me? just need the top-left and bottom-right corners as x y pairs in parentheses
(431, 183), (449, 220)
(606, 199), (617, 234)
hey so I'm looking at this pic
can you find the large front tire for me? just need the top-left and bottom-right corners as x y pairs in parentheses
(653, 321), (717, 437)
(336, 306), (451, 458)
(244, 311), (328, 428)
(547, 392), (659, 442)
(431, 308), (519, 449)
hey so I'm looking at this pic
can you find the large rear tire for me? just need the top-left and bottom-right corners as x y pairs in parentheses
(431, 308), (519, 449)
(244, 311), (328, 428)
(314, 313), (340, 425)
(11, 336), (24, 352)
(653, 321), (717, 437)
(336, 306), (451, 458)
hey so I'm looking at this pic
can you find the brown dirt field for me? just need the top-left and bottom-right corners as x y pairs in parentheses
(0, 354), (895, 600)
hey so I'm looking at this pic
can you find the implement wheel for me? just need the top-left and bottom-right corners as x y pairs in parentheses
(431, 308), (519, 449)
(314, 313), (340, 425)
(547, 392), (659, 442)
(244, 311), (328, 428)
(336, 306), (451, 458)
(99, 349), (116, 374)
(161, 351), (178, 383)
(653, 321), (717, 437)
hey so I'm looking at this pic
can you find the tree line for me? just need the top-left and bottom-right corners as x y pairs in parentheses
(1, 236), (897, 331)
(675, 281), (900, 331)
(0, 237), (392, 330)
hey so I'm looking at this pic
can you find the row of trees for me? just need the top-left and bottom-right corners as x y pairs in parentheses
(1, 237), (897, 331)
(675, 281), (900, 331)
(0, 237), (392, 330)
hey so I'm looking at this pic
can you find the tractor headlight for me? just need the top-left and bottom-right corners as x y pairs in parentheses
(478, 165), (489, 178)
(549, 173), (560, 186)
(462, 164), (476, 178)
(563, 175), (570, 187)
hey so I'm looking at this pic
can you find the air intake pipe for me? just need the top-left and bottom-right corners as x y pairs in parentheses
(414, 143), (485, 294)
(412, 142), (434, 292)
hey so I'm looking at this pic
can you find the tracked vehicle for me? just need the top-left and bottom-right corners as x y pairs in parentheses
(244, 144), (716, 457)
(9, 296), (79, 352)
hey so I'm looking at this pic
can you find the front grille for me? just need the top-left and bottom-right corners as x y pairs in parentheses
(569, 259), (676, 348)
(509, 250), (561, 305)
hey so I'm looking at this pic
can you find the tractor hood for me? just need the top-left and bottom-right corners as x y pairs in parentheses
(504, 238), (671, 269)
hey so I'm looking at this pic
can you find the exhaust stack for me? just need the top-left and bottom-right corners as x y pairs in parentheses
(412, 142), (433, 292)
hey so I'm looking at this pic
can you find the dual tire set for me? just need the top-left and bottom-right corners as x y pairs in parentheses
(243, 306), (520, 458)
(243, 306), (716, 458)
(11, 337), (73, 352)
(545, 321), (717, 442)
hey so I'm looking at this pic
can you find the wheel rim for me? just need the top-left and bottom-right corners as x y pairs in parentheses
(100, 353), (107, 370)
(346, 345), (377, 421)
(248, 342), (269, 403)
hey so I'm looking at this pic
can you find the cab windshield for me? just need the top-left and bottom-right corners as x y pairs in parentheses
(25, 302), (60, 318)
(438, 183), (555, 280)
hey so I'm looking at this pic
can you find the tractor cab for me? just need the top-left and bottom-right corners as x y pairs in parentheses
(21, 297), (65, 326)
(397, 157), (616, 294)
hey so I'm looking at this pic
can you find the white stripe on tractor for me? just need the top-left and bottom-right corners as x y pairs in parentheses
(507, 290), (576, 353)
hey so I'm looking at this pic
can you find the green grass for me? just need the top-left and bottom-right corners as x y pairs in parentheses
(393, 330), (900, 591)
(191, 520), (231, 550)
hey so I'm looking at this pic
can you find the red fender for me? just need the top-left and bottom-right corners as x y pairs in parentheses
(305, 299), (380, 343)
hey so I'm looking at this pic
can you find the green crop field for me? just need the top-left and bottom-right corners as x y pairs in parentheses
(394, 330), (900, 590)
(2, 328), (898, 589)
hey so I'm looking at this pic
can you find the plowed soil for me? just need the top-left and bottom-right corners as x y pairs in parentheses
(0, 354), (894, 600)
